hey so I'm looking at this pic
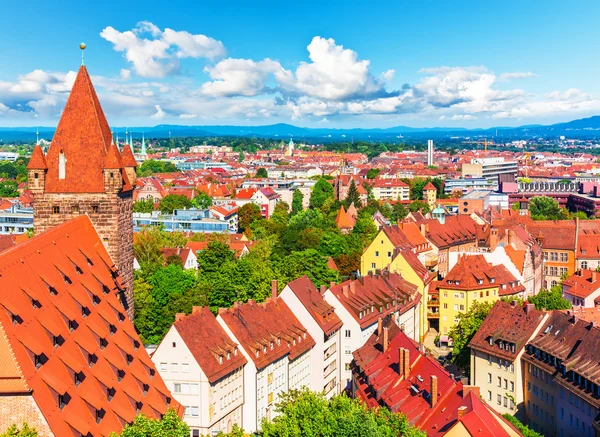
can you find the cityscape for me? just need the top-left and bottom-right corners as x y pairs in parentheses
(1, 2), (600, 437)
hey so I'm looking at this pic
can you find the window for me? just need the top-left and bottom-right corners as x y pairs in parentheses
(581, 261), (588, 269)
(371, 263), (376, 269)
(487, 390), (492, 401)
(53, 206), (60, 214)
(345, 330), (351, 338)
(560, 253), (568, 262)
(387, 251), (392, 257)
(160, 362), (167, 372)
(497, 394), (501, 405)
(72, 205), (79, 214)
(375, 251), (379, 257)
(510, 381), (514, 392)
(487, 373), (492, 383)
(171, 363), (178, 372)
(182, 363), (189, 373)
(92, 205), (99, 213)
(173, 383), (181, 394)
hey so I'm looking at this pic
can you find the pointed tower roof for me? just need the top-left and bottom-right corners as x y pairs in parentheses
(423, 182), (437, 191)
(27, 145), (48, 170)
(45, 66), (125, 192)
(104, 141), (124, 169)
(120, 144), (138, 167)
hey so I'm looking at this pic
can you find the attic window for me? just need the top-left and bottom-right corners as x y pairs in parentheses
(100, 338), (108, 350)
(34, 353), (47, 369)
(109, 324), (117, 335)
(53, 335), (64, 348)
(126, 354), (133, 365)
(270, 341), (274, 350)
(92, 295), (101, 306)
(117, 369), (125, 382)
(102, 285), (110, 295)
(219, 355), (223, 364)
(255, 350), (259, 358)
(263, 345), (267, 353)
(477, 279), (483, 285)
(58, 393), (69, 410)
(511, 344), (516, 353)
(107, 387), (115, 401)
(81, 306), (90, 318)
(58, 150), (66, 180)
(68, 319), (78, 332)
(499, 342), (504, 350)
(74, 371), (85, 386)
(95, 408), (105, 424)
(118, 312), (125, 323)
(490, 278), (495, 283)
(11, 313), (22, 325)
(488, 337), (493, 346)
(502, 284), (507, 289)
(277, 338), (280, 346)
(455, 281), (460, 286)
(34, 172), (39, 179)
(227, 351), (231, 360)
(88, 353), (97, 367)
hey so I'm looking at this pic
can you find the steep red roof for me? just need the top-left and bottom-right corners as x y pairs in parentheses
(286, 276), (343, 336)
(27, 145), (47, 170)
(218, 298), (315, 370)
(45, 66), (131, 193)
(413, 215), (480, 249)
(562, 269), (600, 299)
(0, 216), (180, 436)
(173, 307), (247, 383)
(423, 182), (436, 191)
(234, 188), (257, 199)
(469, 301), (546, 361)
(120, 144), (138, 168)
(335, 206), (355, 230)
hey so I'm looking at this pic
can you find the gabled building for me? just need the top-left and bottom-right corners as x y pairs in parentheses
(28, 64), (136, 318)
(162, 248), (197, 270)
(351, 318), (522, 436)
(152, 307), (247, 436)
(280, 276), (343, 398)
(469, 301), (547, 417)
(323, 273), (421, 388)
(251, 188), (280, 219)
(0, 216), (180, 436)
(216, 291), (315, 432)
(370, 179), (410, 201)
(334, 205), (356, 234)
(561, 269), (600, 308)
(523, 310), (600, 436)
(435, 254), (525, 335)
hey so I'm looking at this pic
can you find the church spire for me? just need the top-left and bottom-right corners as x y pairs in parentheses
(141, 133), (146, 156)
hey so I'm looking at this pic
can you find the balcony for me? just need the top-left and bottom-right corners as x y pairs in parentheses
(324, 361), (337, 380)
(427, 310), (440, 318)
(324, 344), (337, 361)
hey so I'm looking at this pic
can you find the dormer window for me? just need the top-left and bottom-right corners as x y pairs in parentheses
(499, 342), (504, 350)
(263, 345), (267, 353)
(255, 350), (259, 358)
(59, 150), (66, 180)
(455, 281), (460, 286)
(477, 279), (483, 285)
(227, 351), (231, 360)
(488, 337), (493, 346)
(277, 338), (280, 346)
(270, 341), (274, 350)
(490, 278), (495, 283)
(219, 355), (223, 364)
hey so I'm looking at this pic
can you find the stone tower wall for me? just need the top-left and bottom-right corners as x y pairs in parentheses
(32, 191), (134, 319)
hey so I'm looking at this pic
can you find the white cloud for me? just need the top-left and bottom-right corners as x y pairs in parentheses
(439, 114), (477, 121)
(202, 58), (290, 97)
(120, 69), (131, 79)
(179, 113), (197, 119)
(499, 72), (538, 81)
(151, 104), (166, 119)
(291, 36), (386, 101)
(100, 21), (225, 78)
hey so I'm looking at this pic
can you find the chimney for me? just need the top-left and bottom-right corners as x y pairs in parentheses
(343, 285), (349, 298)
(383, 326), (389, 352)
(511, 300), (517, 307)
(320, 284), (326, 294)
(430, 375), (438, 408)
(350, 281), (356, 294)
(175, 313), (186, 322)
(271, 280), (278, 298)
(192, 306), (202, 314)
(524, 303), (535, 315)
(463, 386), (480, 398)
(402, 348), (410, 377)
(457, 406), (468, 419)
(378, 317), (383, 335)
(592, 271), (597, 282)
(398, 347), (404, 376)
(490, 228), (498, 250)
(330, 281), (336, 289)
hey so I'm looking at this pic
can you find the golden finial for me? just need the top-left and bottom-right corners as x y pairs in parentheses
(80, 42), (86, 66)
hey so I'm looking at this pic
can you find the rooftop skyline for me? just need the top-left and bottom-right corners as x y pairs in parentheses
(1, 0), (600, 128)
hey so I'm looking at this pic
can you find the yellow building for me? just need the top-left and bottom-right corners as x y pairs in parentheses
(436, 254), (525, 335)
(423, 182), (437, 209)
(361, 225), (434, 342)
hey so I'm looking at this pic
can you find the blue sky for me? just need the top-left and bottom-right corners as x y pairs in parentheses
(1, 0), (599, 128)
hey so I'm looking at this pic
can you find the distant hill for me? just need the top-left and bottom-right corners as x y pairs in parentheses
(3, 115), (600, 143)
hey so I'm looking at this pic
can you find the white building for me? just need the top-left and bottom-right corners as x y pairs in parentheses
(152, 307), (247, 436)
(217, 290), (315, 432)
(279, 276), (343, 398)
(323, 273), (422, 389)
(427, 139), (434, 167)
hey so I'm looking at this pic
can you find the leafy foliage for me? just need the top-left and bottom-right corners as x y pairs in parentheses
(255, 167), (269, 178)
(529, 196), (569, 220)
(529, 284), (572, 310)
(309, 178), (334, 209)
(260, 388), (425, 437)
(501, 414), (543, 437)
(133, 197), (155, 213)
(238, 203), (263, 234)
(0, 180), (19, 197)
(344, 179), (362, 208)
(136, 159), (179, 177)
(158, 194), (192, 213)
(191, 192), (213, 209)
(291, 188), (304, 215)
(110, 409), (189, 437)
(0, 423), (38, 437)
(448, 301), (494, 371)
(366, 168), (381, 179)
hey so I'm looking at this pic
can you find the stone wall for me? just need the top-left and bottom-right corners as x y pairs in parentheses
(0, 394), (54, 437)
(32, 191), (134, 319)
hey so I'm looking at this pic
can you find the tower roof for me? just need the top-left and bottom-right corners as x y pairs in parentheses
(120, 144), (138, 168)
(423, 182), (437, 191)
(104, 142), (124, 169)
(27, 145), (47, 170)
(45, 66), (130, 193)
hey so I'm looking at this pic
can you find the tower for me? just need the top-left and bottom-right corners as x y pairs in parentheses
(141, 133), (147, 157)
(27, 63), (137, 319)
(427, 139), (434, 167)
(287, 138), (294, 157)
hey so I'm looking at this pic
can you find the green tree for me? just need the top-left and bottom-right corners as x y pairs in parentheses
(261, 388), (425, 437)
(501, 415), (543, 437)
(529, 285), (572, 310)
(291, 189), (304, 215)
(448, 301), (494, 371)
(238, 151), (245, 162)
(165, 254), (183, 267)
(197, 242), (235, 275)
(238, 203), (263, 234)
(391, 203), (409, 222)
(158, 194), (192, 213)
(529, 196), (569, 220)
(110, 410), (189, 437)
(136, 160), (179, 177)
(366, 168), (381, 179)
(344, 179), (362, 208)
(255, 167), (268, 178)
(191, 192), (213, 209)
(0, 423), (38, 437)
(0, 180), (19, 197)
(134, 227), (167, 273)
(273, 249), (339, 287)
(409, 200), (430, 214)
(309, 178), (334, 210)
(133, 197), (155, 213)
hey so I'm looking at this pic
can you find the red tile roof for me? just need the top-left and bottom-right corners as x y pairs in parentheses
(218, 298), (315, 370)
(562, 269), (600, 299)
(234, 188), (257, 199)
(120, 144), (138, 168)
(286, 276), (343, 336)
(173, 307), (247, 383)
(44, 66), (132, 193)
(0, 216), (180, 436)
(335, 205), (355, 230)
(328, 273), (420, 329)
(469, 301), (546, 361)
(27, 145), (47, 170)
(423, 182), (437, 191)
(413, 215), (481, 249)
